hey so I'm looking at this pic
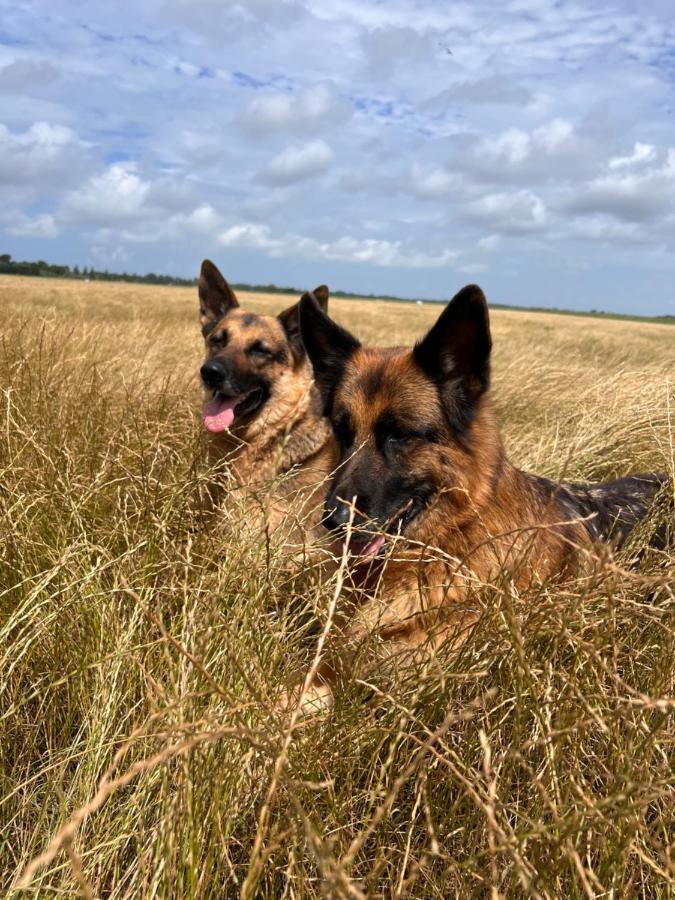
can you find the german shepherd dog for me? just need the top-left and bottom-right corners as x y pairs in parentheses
(294, 285), (670, 710)
(198, 259), (335, 534)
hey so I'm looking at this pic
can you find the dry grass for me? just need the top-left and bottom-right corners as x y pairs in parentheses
(0, 275), (673, 898)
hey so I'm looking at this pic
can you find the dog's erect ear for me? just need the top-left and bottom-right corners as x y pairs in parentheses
(309, 284), (329, 312)
(299, 292), (360, 412)
(278, 285), (329, 363)
(413, 284), (491, 429)
(199, 259), (239, 331)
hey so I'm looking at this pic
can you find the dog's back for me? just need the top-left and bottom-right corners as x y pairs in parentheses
(538, 472), (671, 548)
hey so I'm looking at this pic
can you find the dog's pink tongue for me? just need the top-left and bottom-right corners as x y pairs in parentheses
(337, 533), (386, 560)
(360, 534), (386, 558)
(203, 395), (240, 433)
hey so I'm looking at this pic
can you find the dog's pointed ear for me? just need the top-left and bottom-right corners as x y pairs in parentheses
(278, 285), (329, 363)
(309, 284), (329, 312)
(413, 284), (491, 428)
(199, 259), (239, 331)
(299, 292), (360, 412)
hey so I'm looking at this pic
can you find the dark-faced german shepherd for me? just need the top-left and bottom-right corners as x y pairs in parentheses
(198, 259), (335, 533)
(295, 285), (671, 710)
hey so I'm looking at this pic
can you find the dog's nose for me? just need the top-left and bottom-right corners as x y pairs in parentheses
(323, 496), (357, 533)
(200, 360), (226, 388)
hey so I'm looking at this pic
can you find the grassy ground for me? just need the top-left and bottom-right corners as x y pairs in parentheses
(0, 275), (673, 898)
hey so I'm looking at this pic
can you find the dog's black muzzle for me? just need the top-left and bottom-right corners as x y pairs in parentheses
(200, 360), (228, 390)
(322, 486), (432, 539)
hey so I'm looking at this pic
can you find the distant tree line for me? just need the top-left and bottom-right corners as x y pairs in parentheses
(1, 253), (672, 322)
(0, 253), (198, 286)
(0, 252), (412, 301)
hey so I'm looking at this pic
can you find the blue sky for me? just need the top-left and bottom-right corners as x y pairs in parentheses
(1, 0), (675, 314)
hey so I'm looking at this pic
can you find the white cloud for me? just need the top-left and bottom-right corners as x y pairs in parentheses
(485, 127), (532, 165)
(91, 203), (226, 245)
(91, 244), (130, 266)
(477, 234), (500, 251)
(533, 118), (574, 152)
(457, 261), (488, 274)
(170, 130), (226, 167)
(411, 164), (458, 199)
(63, 164), (223, 239)
(361, 25), (438, 78)
(243, 84), (349, 134)
(218, 222), (458, 268)
(479, 119), (574, 167)
(0, 121), (85, 185)
(425, 76), (532, 108)
(442, 118), (596, 200)
(569, 148), (675, 222)
(261, 139), (333, 185)
(164, 0), (305, 40)
(463, 190), (547, 233)
(609, 142), (656, 169)
(218, 223), (275, 250)
(565, 215), (643, 244)
(4, 213), (58, 238)
(63, 163), (150, 225)
(0, 60), (61, 93)
(182, 204), (223, 233)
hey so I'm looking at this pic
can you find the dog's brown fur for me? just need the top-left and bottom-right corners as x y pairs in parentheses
(295, 286), (670, 710)
(198, 260), (335, 535)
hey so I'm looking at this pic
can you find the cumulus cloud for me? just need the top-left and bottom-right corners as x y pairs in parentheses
(485, 127), (532, 165)
(182, 204), (224, 233)
(62, 162), (225, 241)
(0, 121), (86, 185)
(609, 142), (656, 169)
(219, 222), (457, 267)
(477, 234), (500, 251)
(463, 190), (548, 233)
(564, 215), (644, 245)
(91, 204), (225, 245)
(243, 83), (349, 134)
(261, 139), (333, 185)
(533, 119), (574, 153)
(480, 119), (575, 167)
(63, 163), (151, 225)
(411, 164), (459, 200)
(568, 149), (675, 223)
(2, 212), (58, 238)
(437, 118), (595, 195)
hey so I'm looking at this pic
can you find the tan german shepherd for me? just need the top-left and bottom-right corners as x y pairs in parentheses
(198, 259), (335, 534)
(293, 285), (670, 710)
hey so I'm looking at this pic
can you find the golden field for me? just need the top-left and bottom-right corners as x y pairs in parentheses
(0, 274), (673, 898)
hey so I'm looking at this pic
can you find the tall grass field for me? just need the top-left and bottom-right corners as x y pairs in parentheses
(1, 274), (673, 898)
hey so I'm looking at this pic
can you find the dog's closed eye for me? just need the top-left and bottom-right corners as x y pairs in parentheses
(375, 413), (439, 451)
(209, 330), (228, 348)
(247, 340), (273, 360)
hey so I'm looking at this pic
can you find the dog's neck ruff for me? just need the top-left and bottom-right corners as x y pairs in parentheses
(271, 401), (332, 473)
